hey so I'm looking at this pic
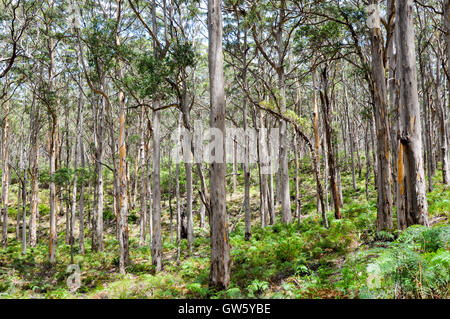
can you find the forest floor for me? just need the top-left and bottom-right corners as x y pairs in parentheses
(0, 167), (449, 299)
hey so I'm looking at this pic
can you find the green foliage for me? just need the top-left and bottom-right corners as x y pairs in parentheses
(185, 282), (210, 298)
(1, 161), (448, 299)
(247, 279), (269, 298)
(84, 16), (117, 76)
(131, 41), (197, 100)
(339, 225), (449, 298)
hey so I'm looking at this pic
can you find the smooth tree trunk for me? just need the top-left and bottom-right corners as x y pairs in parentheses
(92, 84), (106, 252)
(255, 110), (269, 228)
(21, 165), (27, 255)
(1, 93), (10, 248)
(145, 129), (153, 246)
(208, 0), (231, 289)
(116, 2), (129, 273)
(151, 108), (162, 271)
(266, 117), (276, 224)
(312, 70), (324, 215)
(118, 90), (129, 274)
(293, 133), (301, 226)
(79, 138), (86, 255)
(232, 139), (237, 195)
(70, 91), (84, 258)
(16, 118), (24, 241)
(48, 112), (58, 265)
(46, 26), (58, 264)
(176, 118), (182, 264)
(139, 105), (147, 247)
(364, 123), (371, 201)
(276, 0), (292, 224)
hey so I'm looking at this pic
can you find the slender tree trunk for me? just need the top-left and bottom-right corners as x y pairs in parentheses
(94, 92), (105, 251)
(312, 70), (323, 215)
(47, 28), (58, 264)
(181, 90), (194, 253)
(243, 27), (251, 240)
(70, 91), (83, 259)
(320, 67), (341, 219)
(232, 139), (237, 195)
(65, 106), (71, 245)
(151, 108), (162, 271)
(118, 91), (129, 273)
(176, 162), (181, 264)
(29, 91), (39, 247)
(277, 0), (291, 224)
(364, 123), (371, 201)
(145, 125), (153, 246)
(1, 94), (10, 248)
(387, 0), (398, 204)
(139, 105), (147, 247)
(259, 113), (269, 227)
(370, 113), (378, 189)
(370, 1), (393, 231)
(16, 120), (24, 241)
(266, 116), (276, 224)
(343, 74), (356, 190)
(293, 133), (301, 226)
(418, 45), (433, 192)
(441, 0), (450, 184)
(116, 2), (129, 273)
(48, 115), (58, 264)
(322, 137), (329, 213)
(79, 138), (85, 255)
(21, 165), (27, 255)
(176, 118), (182, 264)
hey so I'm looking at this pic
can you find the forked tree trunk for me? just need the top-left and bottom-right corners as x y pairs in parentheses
(320, 67), (341, 220)
(342, 73), (356, 191)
